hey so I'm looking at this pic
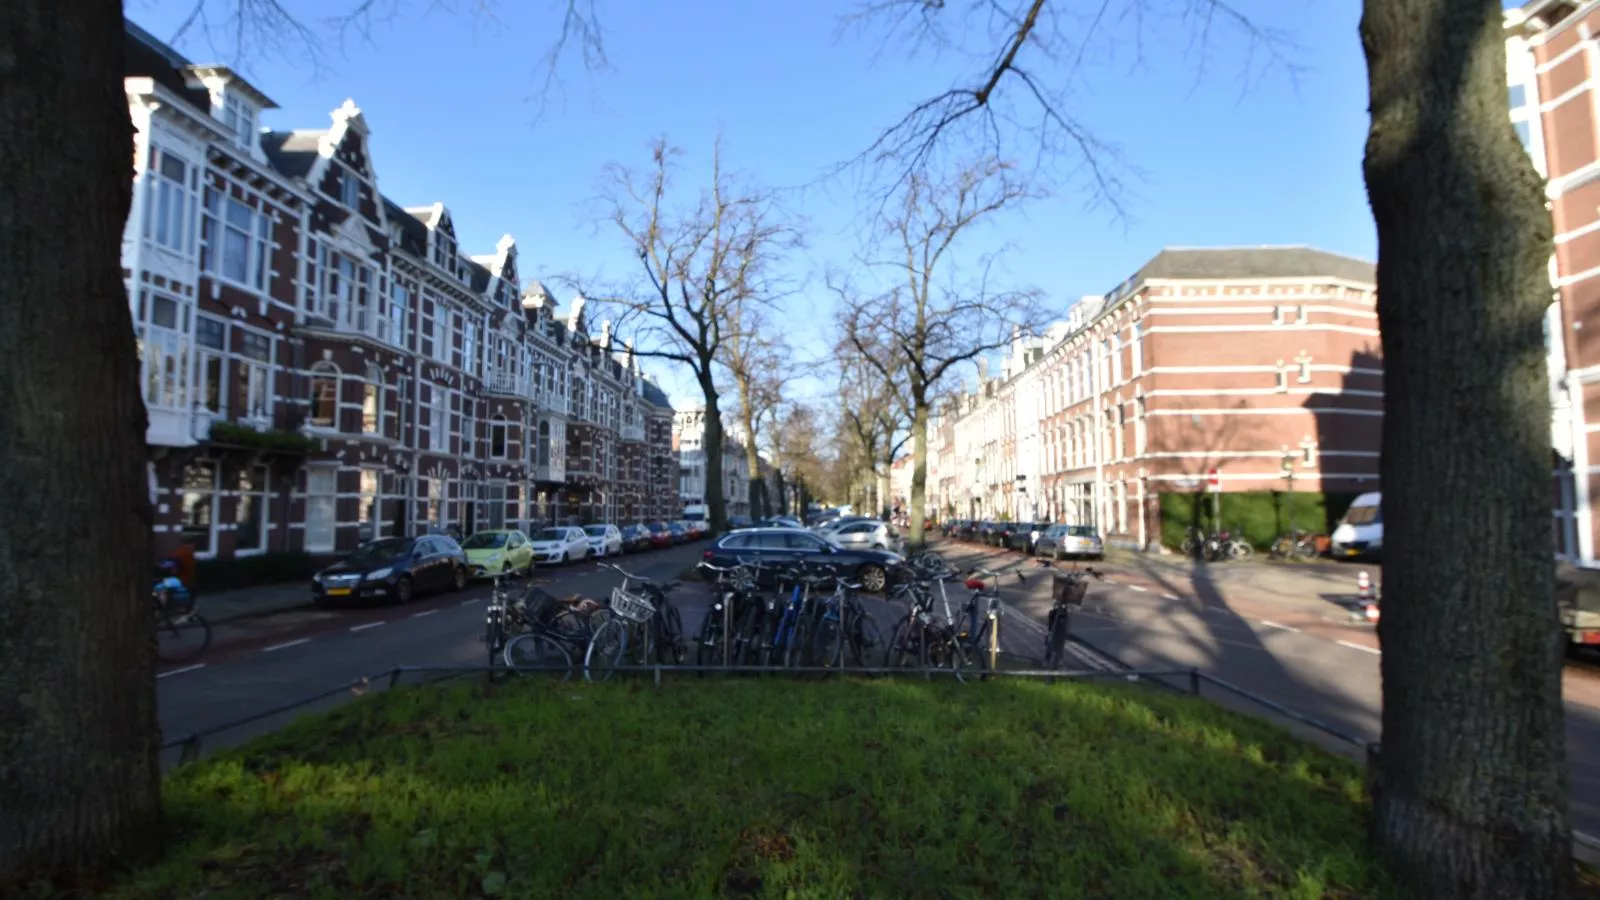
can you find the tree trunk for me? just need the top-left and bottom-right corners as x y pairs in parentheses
(0, 0), (164, 886)
(699, 371), (729, 535)
(909, 390), (929, 550)
(1362, 1), (1573, 896)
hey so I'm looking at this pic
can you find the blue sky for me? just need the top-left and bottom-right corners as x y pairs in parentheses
(128, 0), (1376, 409)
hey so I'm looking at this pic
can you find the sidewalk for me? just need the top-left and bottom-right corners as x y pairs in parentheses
(199, 582), (314, 624)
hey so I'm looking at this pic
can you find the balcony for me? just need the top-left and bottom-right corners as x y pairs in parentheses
(481, 369), (530, 397)
(533, 389), (569, 417)
(196, 406), (316, 454)
(620, 423), (645, 442)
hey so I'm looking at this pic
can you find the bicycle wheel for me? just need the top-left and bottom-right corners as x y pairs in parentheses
(156, 613), (211, 664)
(584, 617), (630, 682)
(1294, 540), (1320, 561)
(503, 632), (573, 680)
(483, 608), (506, 666)
(810, 616), (845, 669)
(783, 616), (812, 668)
(973, 621), (996, 673)
(1043, 607), (1070, 670)
(695, 608), (725, 671)
(883, 615), (916, 668)
(1231, 542), (1255, 561)
(849, 611), (884, 668)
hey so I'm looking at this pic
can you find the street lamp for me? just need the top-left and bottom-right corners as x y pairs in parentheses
(1281, 449), (1297, 538)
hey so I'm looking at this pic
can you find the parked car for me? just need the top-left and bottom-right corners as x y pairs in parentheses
(756, 515), (805, 529)
(667, 521), (689, 544)
(1005, 522), (1055, 554)
(528, 526), (592, 565)
(701, 527), (903, 593)
(620, 523), (653, 553)
(644, 521), (674, 549)
(1035, 524), (1104, 560)
(974, 521), (1003, 544)
(728, 515), (755, 530)
(583, 524), (624, 557)
(312, 535), (467, 606)
(824, 519), (898, 552)
(460, 529), (535, 577)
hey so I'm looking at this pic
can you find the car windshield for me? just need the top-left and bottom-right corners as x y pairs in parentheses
(347, 538), (412, 562)
(584, 526), (609, 537)
(533, 529), (567, 542)
(1344, 505), (1382, 526)
(461, 533), (508, 549)
(1066, 526), (1098, 538)
(647, 523), (666, 532)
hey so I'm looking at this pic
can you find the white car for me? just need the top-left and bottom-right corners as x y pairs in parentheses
(583, 523), (623, 557)
(528, 526), (592, 565)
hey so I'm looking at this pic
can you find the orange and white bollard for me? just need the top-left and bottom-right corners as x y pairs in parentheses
(1357, 571), (1379, 623)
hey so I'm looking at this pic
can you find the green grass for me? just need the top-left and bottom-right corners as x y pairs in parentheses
(109, 678), (1396, 899)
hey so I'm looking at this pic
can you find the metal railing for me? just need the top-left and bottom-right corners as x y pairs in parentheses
(158, 656), (1365, 768)
(481, 369), (529, 396)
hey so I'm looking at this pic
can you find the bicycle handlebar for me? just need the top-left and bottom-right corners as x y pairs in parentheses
(597, 561), (656, 582)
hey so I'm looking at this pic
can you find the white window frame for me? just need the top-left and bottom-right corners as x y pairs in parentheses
(221, 93), (256, 145)
(309, 361), (340, 429)
(145, 147), (196, 254)
(195, 316), (227, 417)
(430, 387), (450, 452)
(202, 188), (272, 292)
(358, 468), (383, 541)
(136, 292), (189, 412)
(1297, 356), (1313, 384)
(234, 464), (270, 555)
(460, 396), (476, 458)
(1129, 322), (1143, 375)
(362, 363), (389, 436)
(489, 415), (509, 459)
(390, 281), (410, 350)
(304, 467), (338, 553)
(180, 460), (219, 557)
(340, 166), (361, 208)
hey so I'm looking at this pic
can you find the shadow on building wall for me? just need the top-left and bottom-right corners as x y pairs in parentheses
(1301, 347), (1384, 536)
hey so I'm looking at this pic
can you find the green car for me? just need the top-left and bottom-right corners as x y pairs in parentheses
(461, 530), (535, 578)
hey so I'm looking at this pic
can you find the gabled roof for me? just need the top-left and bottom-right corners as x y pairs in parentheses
(382, 197), (429, 257)
(124, 21), (210, 113)
(260, 130), (323, 178)
(641, 380), (674, 411)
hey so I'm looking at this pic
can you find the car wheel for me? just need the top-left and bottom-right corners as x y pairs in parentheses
(859, 565), (888, 594)
(561, 551), (569, 564)
(395, 575), (414, 605)
(873, 543), (885, 550)
(452, 566), (468, 592)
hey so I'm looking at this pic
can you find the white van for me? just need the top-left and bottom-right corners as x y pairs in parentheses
(1330, 492), (1382, 559)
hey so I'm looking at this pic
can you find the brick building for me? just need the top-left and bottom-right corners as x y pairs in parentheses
(124, 22), (678, 561)
(931, 246), (1382, 549)
(1506, 0), (1600, 564)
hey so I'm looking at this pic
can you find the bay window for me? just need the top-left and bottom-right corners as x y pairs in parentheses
(537, 421), (551, 466)
(137, 293), (188, 411)
(145, 147), (196, 253)
(235, 465), (269, 553)
(201, 189), (271, 290)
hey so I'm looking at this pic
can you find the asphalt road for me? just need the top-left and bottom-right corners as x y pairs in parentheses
(930, 539), (1600, 841)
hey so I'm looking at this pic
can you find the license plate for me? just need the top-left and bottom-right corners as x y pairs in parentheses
(326, 587), (352, 596)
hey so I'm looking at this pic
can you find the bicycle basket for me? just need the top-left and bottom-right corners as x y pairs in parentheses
(609, 587), (656, 623)
(1051, 574), (1090, 606)
(521, 587), (563, 625)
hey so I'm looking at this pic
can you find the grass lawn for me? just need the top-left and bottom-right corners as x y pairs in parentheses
(107, 677), (1396, 899)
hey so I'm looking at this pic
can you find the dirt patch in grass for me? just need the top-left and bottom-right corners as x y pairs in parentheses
(103, 678), (1403, 898)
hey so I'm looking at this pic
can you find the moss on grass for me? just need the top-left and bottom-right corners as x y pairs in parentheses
(109, 678), (1398, 899)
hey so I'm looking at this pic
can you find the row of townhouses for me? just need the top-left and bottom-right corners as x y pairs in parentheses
(123, 22), (680, 562)
(672, 407), (781, 519)
(904, 246), (1385, 551)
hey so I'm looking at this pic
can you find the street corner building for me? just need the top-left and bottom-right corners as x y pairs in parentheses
(925, 246), (1384, 552)
(121, 21), (680, 566)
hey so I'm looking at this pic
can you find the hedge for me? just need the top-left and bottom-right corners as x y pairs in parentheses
(193, 551), (330, 593)
(1157, 490), (1364, 551)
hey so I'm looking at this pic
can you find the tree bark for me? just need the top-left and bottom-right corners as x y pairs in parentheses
(1362, 1), (1573, 896)
(0, 0), (164, 886)
(909, 389), (929, 550)
(699, 370), (729, 535)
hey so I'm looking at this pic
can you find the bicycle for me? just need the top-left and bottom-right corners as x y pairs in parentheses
(696, 560), (762, 670)
(883, 566), (970, 681)
(495, 575), (589, 679)
(154, 582), (210, 664)
(583, 562), (686, 680)
(959, 566), (1025, 674)
(1030, 559), (1104, 670)
(1269, 529), (1320, 561)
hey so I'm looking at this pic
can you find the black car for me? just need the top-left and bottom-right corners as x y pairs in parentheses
(701, 527), (903, 593)
(312, 535), (468, 606)
(620, 524), (653, 553)
(1005, 522), (1055, 553)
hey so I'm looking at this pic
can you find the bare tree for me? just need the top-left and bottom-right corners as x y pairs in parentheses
(592, 138), (798, 534)
(721, 301), (795, 519)
(835, 326), (912, 521)
(1361, 1), (1573, 896)
(1, 0), (163, 885)
(836, 157), (1041, 549)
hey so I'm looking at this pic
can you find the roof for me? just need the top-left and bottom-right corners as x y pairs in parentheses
(641, 380), (674, 411)
(383, 198), (429, 257)
(259, 130), (322, 178)
(124, 21), (210, 113)
(1127, 246), (1376, 288)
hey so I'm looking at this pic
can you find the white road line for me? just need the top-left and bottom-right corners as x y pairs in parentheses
(1337, 639), (1381, 655)
(412, 608), (439, 618)
(460, 597), (483, 606)
(157, 663), (206, 679)
(261, 638), (311, 653)
(1127, 585), (1148, 593)
(350, 621), (386, 633)
(1162, 593), (1182, 601)
(1260, 620), (1300, 633)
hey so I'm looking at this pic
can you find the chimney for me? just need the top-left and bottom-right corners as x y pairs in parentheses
(567, 294), (587, 331)
(599, 319), (613, 350)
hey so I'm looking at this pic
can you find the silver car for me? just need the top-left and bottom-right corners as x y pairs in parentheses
(823, 519), (897, 552)
(1037, 524), (1104, 560)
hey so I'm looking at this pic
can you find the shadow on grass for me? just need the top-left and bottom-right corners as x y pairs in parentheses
(108, 677), (1396, 899)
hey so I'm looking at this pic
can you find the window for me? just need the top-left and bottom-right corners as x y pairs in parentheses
(1273, 304), (1286, 325)
(309, 361), (339, 428)
(430, 388), (450, 452)
(363, 363), (384, 435)
(537, 421), (551, 466)
(202, 190), (272, 290)
(220, 93), (255, 144)
(358, 469), (381, 541)
(1301, 441), (1318, 467)
(236, 332), (272, 420)
(305, 468), (337, 552)
(340, 167), (361, 208)
(1296, 304), (1308, 325)
(1509, 83), (1527, 110)
(490, 415), (508, 459)
(1129, 322), (1143, 375)
(483, 482), (507, 530)
(235, 465), (269, 553)
(419, 298), (437, 358)
(1297, 355), (1312, 384)
(427, 478), (445, 531)
(180, 461), (218, 555)
(1134, 397), (1147, 456)
(146, 148), (193, 252)
(196, 317), (226, 416)
(460, 397), (476, 458)
(463, 321), (478, 377)
(1275, 362), (1289, 393)
(136, 294), (188, 411)
(390, 282), (410, 348)
(1110, 335), (1123, 384)
(433, 304), (451, 363)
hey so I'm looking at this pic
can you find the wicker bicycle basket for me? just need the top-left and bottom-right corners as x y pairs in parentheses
(609, 587), (656, 623)
(1051, 574), (1090, 606)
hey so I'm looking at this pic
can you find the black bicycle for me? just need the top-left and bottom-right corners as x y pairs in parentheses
(1031, 559), (1103, 670)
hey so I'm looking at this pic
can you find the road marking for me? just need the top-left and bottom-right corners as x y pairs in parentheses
(1162, 593), (1182, 601)
(412, 609), (439, 618)
(1127, 585), (1148, 593)
(262, 638), (311, 653)
(1337, 639), (1381, 655)
(350, 621), (386, 633)
(157, 663), (205, 679)
(1260, 620), (1300, 633)
(460, 597), (483, 606)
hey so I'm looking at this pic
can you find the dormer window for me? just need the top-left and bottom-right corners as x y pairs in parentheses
(220, 93), (256, 145)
